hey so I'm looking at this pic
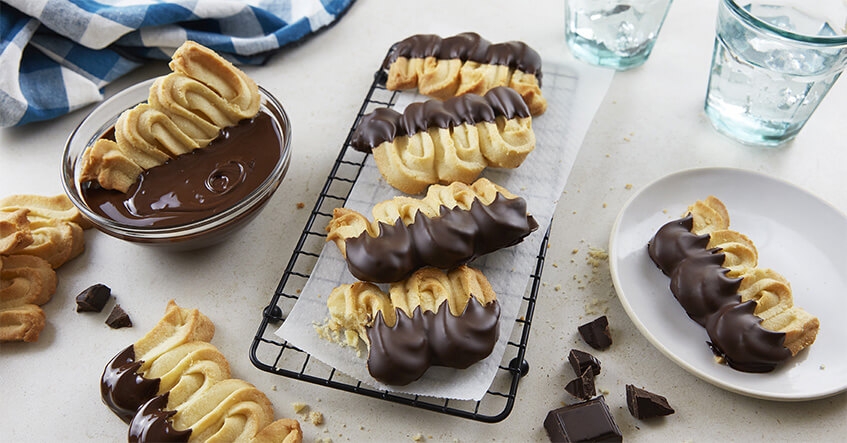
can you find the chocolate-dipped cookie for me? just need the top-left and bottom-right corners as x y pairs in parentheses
(383, 32), (547, 115)
(350, 88), (535, 194)
(326, 178), (537, 283)
(647, 196), (819, 373)
(318, 266), (500, 386)
(101, 301), (302, 442)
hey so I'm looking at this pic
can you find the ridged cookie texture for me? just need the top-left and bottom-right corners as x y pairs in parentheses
(101, 300), (302, 443)
(326, 178), (538, 283)
(0, 194), (89, 343)
(318, 266), (501, 386)
(350, 87), (535, 194)
(383, 32), (547, 116)
(0, 255), (56, 342)
(647, 196), (819, 372)
(80, 40), (261, 193)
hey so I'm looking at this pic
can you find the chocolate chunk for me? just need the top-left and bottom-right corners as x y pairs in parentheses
(106, 304), (132, 329)
(544, 396), (622, 443)
(564, 368), (596, 400)
(75, 283), (112, 312)
(578, 316), (612, 350)
(626, 384), (675, 419)
(568, 349), (601, 377)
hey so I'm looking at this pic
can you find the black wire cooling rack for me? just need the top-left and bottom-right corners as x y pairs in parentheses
(249, 67), (551, 423)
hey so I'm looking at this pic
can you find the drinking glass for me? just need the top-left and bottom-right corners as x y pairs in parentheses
(704, 0), (847, 146)
(565, 0), (674, 70)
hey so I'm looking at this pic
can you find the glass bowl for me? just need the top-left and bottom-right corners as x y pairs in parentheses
(61, 78), (292, 251)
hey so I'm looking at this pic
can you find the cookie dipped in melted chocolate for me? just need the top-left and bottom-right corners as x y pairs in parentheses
(343, 193), (538, 283)
(350, 86), (531, 153)
(82, 110), (282, 228)
(382, 32), (543, 78)
(366, 297), (501, 386)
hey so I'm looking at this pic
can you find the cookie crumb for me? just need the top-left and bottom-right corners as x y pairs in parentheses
(296, 202), (305, 209)
(411, 434), (425, 442)
(625, 184), (633, 190)
(309, 411), (324, 426)
(292, 402), (308, 414)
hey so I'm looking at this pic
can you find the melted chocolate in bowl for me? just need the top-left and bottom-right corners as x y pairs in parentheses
(82, 110), (282, 229)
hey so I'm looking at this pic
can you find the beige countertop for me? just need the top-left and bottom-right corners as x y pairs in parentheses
(2, 1), (846, 441)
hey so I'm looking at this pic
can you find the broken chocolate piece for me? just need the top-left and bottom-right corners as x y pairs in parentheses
(626, 384), (674, 419)
(106, 304), (132, 329)
(564, 368), (596, 400)
(75, 283), (112, 312)
(568, 349), (601, 377)
(544, 396), (622, 443)
(578, 316), (612, 350)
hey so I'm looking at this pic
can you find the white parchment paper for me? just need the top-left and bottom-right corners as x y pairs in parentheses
(277, 55), (614, 400)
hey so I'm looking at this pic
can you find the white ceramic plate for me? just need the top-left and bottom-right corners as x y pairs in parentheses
(609, 167), (847, 401)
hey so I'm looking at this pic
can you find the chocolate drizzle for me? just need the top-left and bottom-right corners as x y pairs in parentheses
(648, 215), (791, 372)
(349, 86), (531, 153)
(383, 32), (543, 78)
(129, 393), (191, 443)
(100, 345), (160, 423)
(366, 297), (501, 386)
(344, 193), (538, 283)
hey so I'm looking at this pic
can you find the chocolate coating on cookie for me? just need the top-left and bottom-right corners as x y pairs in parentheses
(101, 345), (161, 423)
(129, 393), (191, 443)
(669, 252), (742, 326)
(343, 193), (538, 283)
(706, 301), (791, 373)
(350, 87), (531, 153)
(366, 297), (501, 386)
(383, 32), (543, 77)
(647, 215), (711, 276)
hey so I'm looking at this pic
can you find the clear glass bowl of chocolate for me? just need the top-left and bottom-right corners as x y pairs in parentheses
(61, 78), (291, 250)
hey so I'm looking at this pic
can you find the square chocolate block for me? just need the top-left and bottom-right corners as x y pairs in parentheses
(544, 396), (622, 442)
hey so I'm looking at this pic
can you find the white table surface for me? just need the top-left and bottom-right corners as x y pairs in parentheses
(2, 1), (846, 442)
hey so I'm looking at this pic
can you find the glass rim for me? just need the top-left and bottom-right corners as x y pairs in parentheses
(726, 0), (847, 45)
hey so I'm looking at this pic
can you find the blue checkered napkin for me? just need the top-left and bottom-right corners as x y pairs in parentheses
(0, 0), (354, 127)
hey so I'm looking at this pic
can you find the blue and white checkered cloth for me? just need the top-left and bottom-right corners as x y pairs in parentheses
(0, 0), (354, 127)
